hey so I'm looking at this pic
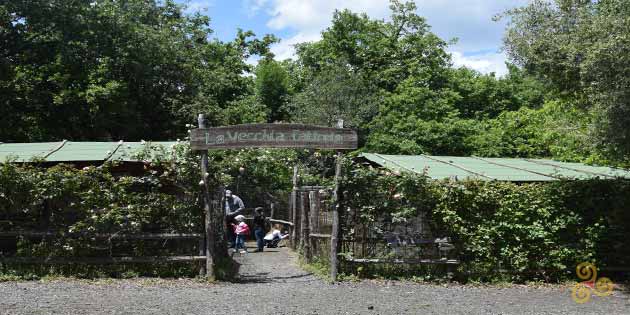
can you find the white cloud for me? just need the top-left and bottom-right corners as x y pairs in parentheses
(264, 0), (390, 31)
(183, 0), (214, 14)
(261, 0), (390, 60)
(248, 0), (528, 74)
(243, 0), (269, 17)
(271, 32), (321, 61)
(450, 51), (508, 76)
(414, 0), (529, 52)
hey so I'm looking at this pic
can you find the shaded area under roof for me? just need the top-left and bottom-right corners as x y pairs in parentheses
(358, 153), (630, 181)
(0, 141), (179, 163)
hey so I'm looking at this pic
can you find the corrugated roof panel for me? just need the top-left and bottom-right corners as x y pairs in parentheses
(3, 143), (630, 181)
(363, 153), (486, 180)
(0, 141), (181, 163)
(532, 159), (630, 179)
(431, 156), (556, 182)
(412, 155), (489, 180)
(485, 158), (591, 179)
(108, 142), (145, 162)
(0, 142), (62, 162)
(360, 153), (407, 174)
(358, 154), (630, 182)
(45, 142), (120, 162)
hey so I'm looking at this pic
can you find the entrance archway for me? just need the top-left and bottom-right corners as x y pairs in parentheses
(191, 115), (357, 281)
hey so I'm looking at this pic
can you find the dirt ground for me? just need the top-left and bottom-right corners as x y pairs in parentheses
(1, 243), (629, 315)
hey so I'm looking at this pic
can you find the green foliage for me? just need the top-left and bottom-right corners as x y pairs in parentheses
(470, 106), (549, 158)
(341, 165), (630, 282)
(223, 95), (270, 125)
(0, 144), (299, 279)
(366, 78), (480, 155)
(299, 256), (331, 282)
(291, 63), (381, 134)
(255, 59), (290, 122)
(287, 1), (560, 158)
(469, 100), (625, 166)
(296, 0), (450, 92)
(448, 65), (547, 119)
(0, 0), (274, 142)
(503, 0), (630, 159)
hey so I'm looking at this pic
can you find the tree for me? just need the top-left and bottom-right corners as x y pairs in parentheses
(295, 0), (451, 93)
(448, 65), (547, 119)
(502, 0), (630, 159)
(254, 59), (290, 122)
(366, 77), (479, 155)
(291, 63), (380, 133)
(0, 0), (274, 142)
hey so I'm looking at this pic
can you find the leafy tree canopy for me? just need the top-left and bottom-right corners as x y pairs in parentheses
(0, 0), (275, 141)
(502, 0), (630, 160)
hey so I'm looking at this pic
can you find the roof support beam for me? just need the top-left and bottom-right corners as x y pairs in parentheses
(523, 159), (615, 179)
(372, 153), (414, 175)
(105, 140), (124, 161)
(43, 140), (68, 159)
(471, 156), (559, 180)
(422, 155), (495, 180)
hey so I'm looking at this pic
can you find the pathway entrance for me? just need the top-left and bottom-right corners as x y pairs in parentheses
(193, 117), (357, 280)
(232, 241), (316, 284)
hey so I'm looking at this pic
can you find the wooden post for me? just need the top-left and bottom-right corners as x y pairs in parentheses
(270, 202), (275, 220)
(309, 190), (320, 234)
(300, 192), (311, 262)
(198, 114), (214, 280)
(330, 119), (344, 281)
(198, 238), (206, 276)
(290, 165), (298, 248)
(309, 190), (320, 261)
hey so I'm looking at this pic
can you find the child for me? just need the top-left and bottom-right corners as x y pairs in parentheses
(231, 215), (249, 253)
(264, 224), (289, 248)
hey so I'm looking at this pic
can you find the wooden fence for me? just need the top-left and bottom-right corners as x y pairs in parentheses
(285, 181), (460, 279)
(0, 232), (206, 265)
(287, 187), (334, 265)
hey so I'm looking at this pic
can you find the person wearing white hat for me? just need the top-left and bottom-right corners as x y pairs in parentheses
(222, 189), (245, 247)
(231, 215), (249, 253)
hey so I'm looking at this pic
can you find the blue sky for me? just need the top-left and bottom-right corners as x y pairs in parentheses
(177, 0), (530, 75)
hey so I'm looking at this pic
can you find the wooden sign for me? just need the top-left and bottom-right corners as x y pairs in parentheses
(190, 123), (358, 150)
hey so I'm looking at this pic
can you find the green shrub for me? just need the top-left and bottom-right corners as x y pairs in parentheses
(0, 144), (299, 279)
(341, 162), (630, 282)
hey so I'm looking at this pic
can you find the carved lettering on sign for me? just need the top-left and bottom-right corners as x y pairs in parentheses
(190, 124), (358, 150)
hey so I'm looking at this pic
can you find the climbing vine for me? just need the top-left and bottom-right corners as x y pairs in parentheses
(341, 161), (630, 282)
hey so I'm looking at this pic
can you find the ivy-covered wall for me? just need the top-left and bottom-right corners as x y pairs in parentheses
(0, 144), (303, 279)
(341, 163), (630, 282)
(2, 147), (628, 282)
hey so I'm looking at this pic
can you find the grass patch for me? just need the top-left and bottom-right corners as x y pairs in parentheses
(298, 256), (331, 282)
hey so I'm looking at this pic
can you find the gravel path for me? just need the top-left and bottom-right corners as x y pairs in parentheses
(1, 243), (629, 315)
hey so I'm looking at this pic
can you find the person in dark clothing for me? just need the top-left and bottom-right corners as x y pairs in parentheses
(222, 190), (245, 247)
(252, 207), (268, 252)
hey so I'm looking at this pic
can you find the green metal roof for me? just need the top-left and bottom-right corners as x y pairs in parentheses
(4, 142), (630, 181)
(359, 153), (630, 181)
(0, 141), (179, 163)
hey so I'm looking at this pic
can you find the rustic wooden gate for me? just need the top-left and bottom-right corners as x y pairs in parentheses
(287, 185), (336, 266)
(191, 116), (356, 281)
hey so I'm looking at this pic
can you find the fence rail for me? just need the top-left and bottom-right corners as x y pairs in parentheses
(309, 233), (331, 238)
(0, 231), (206, 266)
(345, 258), (460, 265)
(0, 256), (206, 264)
(0, 231), (203, 240)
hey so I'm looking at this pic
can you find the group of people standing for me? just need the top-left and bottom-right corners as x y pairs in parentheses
(223, 190), (288, 254)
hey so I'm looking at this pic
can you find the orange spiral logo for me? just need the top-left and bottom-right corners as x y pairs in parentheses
(571, 282), (591, 304)
(593, 277), (614, 297)
(576, 262), (597, 282)
(570, 262), (614, 304)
